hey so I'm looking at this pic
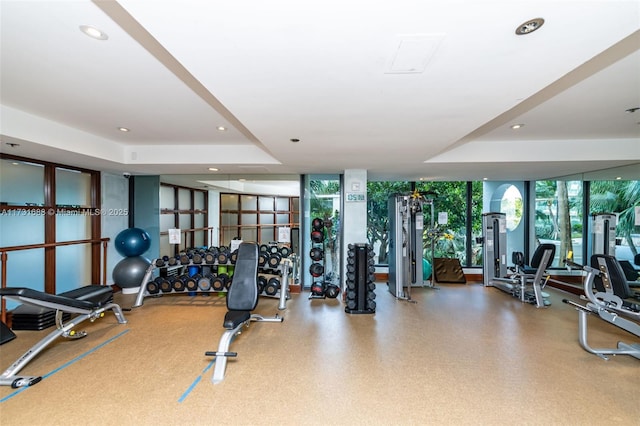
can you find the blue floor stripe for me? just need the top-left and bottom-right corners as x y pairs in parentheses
(178, 359), (215, 403)
(1, 328), (129, 403)
(179, 333), (239, 403)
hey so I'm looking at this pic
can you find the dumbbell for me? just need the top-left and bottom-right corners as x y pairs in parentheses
(310, 281), (325, 296)
(192, 253), (203, 264)
(184, 275), (198, 292)
(217, 249), (229, 264)
(229, 249), (238, 264)
(198, 274), (212, 291)
(154, 258), (166, 268)
(146, 280), (160, 295)
(211, 274), (225, 291)
(279, 246), (291, 258)
(156, 276), (172, 293)
(309, 247), (323, 261)
(217, 273), (229, 290)
(167, 257), (179, 266)
(258, 275), (267, 294)
(309, 263), (324, 277)
(311, 217), (324, 231)
(311, 230), (324, 243)
(264, 277), (280, 296)
(179, 253), (190, 265)
(172, 276), (186, 292)
(267, 253), (281, 269)
(204, 252), (216, 264)
(258, 252), (268, 267)
(325, 284), (340, 299)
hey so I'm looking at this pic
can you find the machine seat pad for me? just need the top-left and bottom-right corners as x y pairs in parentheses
(223, 310), (251, 329)
(0, 285), (113, 311)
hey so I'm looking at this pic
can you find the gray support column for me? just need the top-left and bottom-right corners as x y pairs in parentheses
(342, 169), (368, 291)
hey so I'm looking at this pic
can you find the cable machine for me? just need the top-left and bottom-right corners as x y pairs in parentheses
(388, 192), (434, 301)
(589, 213), (617, 258)
(481, 212), (507, 286)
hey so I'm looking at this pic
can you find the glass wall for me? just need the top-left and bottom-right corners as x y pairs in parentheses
(534, 180), (583, 266)
(589, 179), (640, 270)
(366, 181), (483, 267)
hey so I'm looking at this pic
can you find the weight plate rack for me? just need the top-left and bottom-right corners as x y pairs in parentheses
(345, 243), (376, 314)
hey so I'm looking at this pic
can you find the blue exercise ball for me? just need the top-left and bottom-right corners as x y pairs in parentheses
(114, 227), (151, 257)
(112, 256), (151, 289)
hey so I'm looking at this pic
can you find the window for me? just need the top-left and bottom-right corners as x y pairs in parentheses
(590, 179), (640, 266)
(0, 154), (101, 295)
(534, 180), (583, 266)
(219, 193), (299, 247)
(159, 183), (209, 255)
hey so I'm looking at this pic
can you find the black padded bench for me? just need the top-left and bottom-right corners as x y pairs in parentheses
(205, 242), (283, 384)
(0, 285), (127, 388)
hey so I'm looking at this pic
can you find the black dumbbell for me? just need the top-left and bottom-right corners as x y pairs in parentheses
(265, 277), (280, 296)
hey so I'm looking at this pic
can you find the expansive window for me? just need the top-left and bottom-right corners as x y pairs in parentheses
(366, 181), (482, 267)
(590, 180), (640, 266)
(534, 180), (583, 266)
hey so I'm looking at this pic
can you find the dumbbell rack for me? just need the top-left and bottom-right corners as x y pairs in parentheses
(132, 246), (290, 309)
(309, 218), (327, 299)
(345, 243), (376, 314)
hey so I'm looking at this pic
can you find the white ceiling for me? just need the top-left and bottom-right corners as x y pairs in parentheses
(1, 0), (639, 191)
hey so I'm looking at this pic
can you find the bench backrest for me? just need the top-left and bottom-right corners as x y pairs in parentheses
(226, 242), (259, 312)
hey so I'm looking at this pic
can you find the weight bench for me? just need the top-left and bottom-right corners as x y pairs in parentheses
(0, 285), (127, 388)
(491, 244), (555, 307)
(205, 242), (282, 384)
(563, 255), (640, 360)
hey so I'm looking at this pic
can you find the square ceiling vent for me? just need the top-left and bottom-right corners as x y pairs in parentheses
(385, 34), (446, 74)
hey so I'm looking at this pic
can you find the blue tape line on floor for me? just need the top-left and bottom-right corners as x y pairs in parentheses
(0, 329), (130, 403)
(177, 359), (215, 403)
(179, 333), (239, 403)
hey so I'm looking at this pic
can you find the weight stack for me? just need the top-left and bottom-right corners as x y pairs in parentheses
(345, 243), (376, 314)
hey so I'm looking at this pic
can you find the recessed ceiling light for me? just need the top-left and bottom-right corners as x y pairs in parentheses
(118, 127), (130, 132)
(616, 176), (622, 180)
(217, 126), (227, 131)
(511, 124), (524, 130)
(79, 25), (108, 40)
(208, 167), (219, 171)
(483, 177), (488, 181)
(515, 18), (545, 35)
(290, 138), (300, 143)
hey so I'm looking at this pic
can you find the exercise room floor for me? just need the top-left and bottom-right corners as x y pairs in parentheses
(1, 282), (638, 425)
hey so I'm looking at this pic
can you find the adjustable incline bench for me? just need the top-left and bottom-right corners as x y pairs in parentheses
(205, 242), (283, 384)
(0, 285), (127, 388)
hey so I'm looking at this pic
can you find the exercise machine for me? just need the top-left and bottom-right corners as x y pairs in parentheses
(481, 212), (554, 307)
(481, 212), (507, 286)
(563, 255), (639, 360)
(0, 285), (127, 387)
(205, 242), (283, 384)
(589, 213), (617, 258)
(388, 192), (432, 301)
